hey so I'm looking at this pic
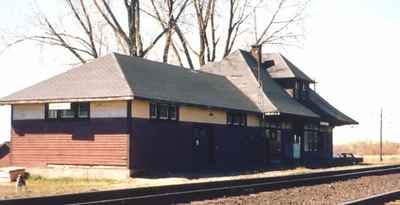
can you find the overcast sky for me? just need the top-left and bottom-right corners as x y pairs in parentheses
(0, 0), (399, 145)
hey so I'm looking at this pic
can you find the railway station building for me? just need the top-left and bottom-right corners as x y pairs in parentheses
(0, 47), (357, 178)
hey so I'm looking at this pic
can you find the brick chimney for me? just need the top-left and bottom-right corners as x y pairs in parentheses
(251, 45), (262, 83)
(250, 44), (262, 65)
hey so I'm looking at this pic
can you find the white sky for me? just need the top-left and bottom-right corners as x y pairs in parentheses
(0, 0), (399, 145)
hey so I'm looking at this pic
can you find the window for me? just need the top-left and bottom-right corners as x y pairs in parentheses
(261, 120), (292, 130)
(149, 102), (178, 120)
(304, 123), (319, 152)
(168, 105), (177, 120)
(227, 112), (246, 126)
(293, 81), (309, 100)
(48, 110), (58, 119)
(60, 109), (75, 118)
(150, 102), (157, 118)
(159, 103), (169, 119)
(78, 102), (90, 118)
(46, 102), (90, 120)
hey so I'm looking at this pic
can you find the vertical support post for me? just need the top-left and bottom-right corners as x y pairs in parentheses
(380, 108), (383, 162)
(10, 105), (14, 166)
(127, 100), (133, 172)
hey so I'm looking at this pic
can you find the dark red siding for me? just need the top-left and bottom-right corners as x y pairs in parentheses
(0, 145), (10, 167)
(11, 119), (129, 167)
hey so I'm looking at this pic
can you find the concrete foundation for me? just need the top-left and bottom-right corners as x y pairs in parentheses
(28, 165), (130, 180)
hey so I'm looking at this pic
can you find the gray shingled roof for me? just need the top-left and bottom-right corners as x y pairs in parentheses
(308, 90), (358, 125)
(114, 54), (260, 112)
(239, 50), (319, 118)
(0, 55), (133, 103)
(0, 53), (260, 113)
(201, 51), (278, 114)
(263, 53), (315, 82)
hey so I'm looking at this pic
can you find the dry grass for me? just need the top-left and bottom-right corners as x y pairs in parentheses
(0, 176), (121, 200)
(362, 155), (400, 164)
(334, 141), (400, 155)
(0, 163), (395, 200)
(333, 141), (400, 165)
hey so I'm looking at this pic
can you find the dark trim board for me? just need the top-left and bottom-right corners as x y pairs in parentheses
(127, 100), (133, 170)
(12, 118), (130, 138)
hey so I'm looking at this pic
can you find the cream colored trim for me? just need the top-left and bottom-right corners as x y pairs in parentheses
(132, 99), (150, 119)
(13, 104), (45, 120)
(180, 105), (226, 125)
(91, 101), (127, 118)
(247, 114), (260, 127)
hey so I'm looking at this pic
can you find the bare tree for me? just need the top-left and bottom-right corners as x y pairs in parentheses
(94, 0), (170, 57)
(254, 0), (309, 47)
(1, 0), (106, 63)
(1, 0), (310, 68)
(223, 0), (250, 57)
(192, 0), (214, 66)
(144, 0), (194, 68)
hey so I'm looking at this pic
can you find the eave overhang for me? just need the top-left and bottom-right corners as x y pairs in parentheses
(0, 95), (134, 105)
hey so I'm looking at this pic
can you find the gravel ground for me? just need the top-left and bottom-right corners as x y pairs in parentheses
(185, 173), (400, 205)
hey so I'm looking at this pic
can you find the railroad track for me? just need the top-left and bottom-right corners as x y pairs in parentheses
(340, 189), (400, 205)
(2, 165), (400, 205)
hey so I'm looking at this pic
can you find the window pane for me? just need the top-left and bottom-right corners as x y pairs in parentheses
(48, 110), (57, 119)
(227, 112), (246, 126)
(232, 114), (239, 125)
(265, 129), (270, 138)
(150, 103), (157, 118)
(276, 130), (281, 141)
(314, 132), (319, 151)
(227, 113), (232, 125)
(271, 131), (276, 140)
(78, 103), (89, 118)
(168, 105), (177, 120)
(304, 131), (309, 151)
(60, 109), (75, 118)
(159, 104), (168, 119)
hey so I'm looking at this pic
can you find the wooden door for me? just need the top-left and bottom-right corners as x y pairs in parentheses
(192, 126), (214, 171)
(266, 129), (282, 163)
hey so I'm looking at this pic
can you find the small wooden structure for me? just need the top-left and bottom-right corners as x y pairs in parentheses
(0, 167), (25, 182)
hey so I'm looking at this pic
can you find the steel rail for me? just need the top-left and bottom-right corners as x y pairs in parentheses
(340, 189), (400, 205)
(1, 164), (400, 205)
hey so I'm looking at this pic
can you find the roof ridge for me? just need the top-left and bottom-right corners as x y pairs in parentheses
(111, 53), (135, 97)
(113, 53), (233, 79)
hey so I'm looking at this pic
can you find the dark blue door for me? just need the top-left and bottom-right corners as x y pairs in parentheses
(192, 126), (214, 171)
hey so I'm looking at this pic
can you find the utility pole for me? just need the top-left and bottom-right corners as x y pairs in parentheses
(380, 108), (383, 162)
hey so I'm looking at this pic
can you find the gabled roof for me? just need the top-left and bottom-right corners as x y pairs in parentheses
(201, 51), (278, 114)
(0, 53), (260, 113)
(263, 53), (315, 82)
(239, 50), (319, 118)
(307, 90), (358, 126)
